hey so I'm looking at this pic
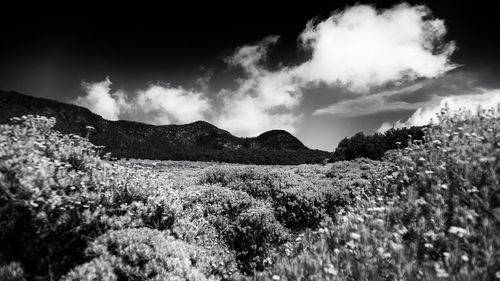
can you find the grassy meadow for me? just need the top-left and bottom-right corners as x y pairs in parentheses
(1, 109), (500, 280)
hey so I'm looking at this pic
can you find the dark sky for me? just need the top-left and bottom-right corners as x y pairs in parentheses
(1, 1), (500, 150)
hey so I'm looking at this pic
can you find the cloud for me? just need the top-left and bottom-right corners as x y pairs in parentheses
(132, 85), (212, 124)
(74, 3), (458, 138)
(215, 36), (302, 136)
(225, 35), (279, 76)
(313, 82), (431, 117)
(75, 80), (212, 124)
(215, 2), (458, 136)
(312, 70), (481, 117)
(295, 3), (456, 92)
(75, 77), (123, 121)
(378, 89), (500, 132)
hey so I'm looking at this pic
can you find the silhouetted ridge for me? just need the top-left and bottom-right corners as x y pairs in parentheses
(255, 130), (307, 150)
(0, 90), (330, 164)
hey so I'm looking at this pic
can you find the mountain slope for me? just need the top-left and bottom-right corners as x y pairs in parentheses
(0, 90), (330, 164)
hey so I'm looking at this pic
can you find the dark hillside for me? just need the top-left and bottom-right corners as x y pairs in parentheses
(0, 90), (330, 164)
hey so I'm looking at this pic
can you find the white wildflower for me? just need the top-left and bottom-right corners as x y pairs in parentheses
(350, 232), (361, 240)
(461, 255), (469, 262)
(449, 226), (468, 237)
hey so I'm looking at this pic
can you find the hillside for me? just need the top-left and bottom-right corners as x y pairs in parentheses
(0, 90), (330, 164)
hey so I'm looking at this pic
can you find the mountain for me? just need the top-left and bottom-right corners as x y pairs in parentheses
(0, 90), (330, 164)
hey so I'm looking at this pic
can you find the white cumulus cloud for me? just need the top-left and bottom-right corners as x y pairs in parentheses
(133, 85), (212, 124)
(74, 79), (212, 125)
(295, 3), (456, 92)
(75, 78), (123, 121)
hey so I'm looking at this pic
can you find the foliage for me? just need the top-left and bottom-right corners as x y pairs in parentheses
(199, 160), (393, 229)
(63, 228), (220, 281)
(0, 116), (196, 280)
(254, 108), (500, 280)
(186, 186), (289, 274)
(0, 262), (26, 281)
(2, 110), (499, 281)
(0, 115), (335, 280)
(0, 115), (107, 279)
(332, 126), (425, 161)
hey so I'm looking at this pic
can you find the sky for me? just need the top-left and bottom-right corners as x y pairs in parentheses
(1, 1), (500, 151)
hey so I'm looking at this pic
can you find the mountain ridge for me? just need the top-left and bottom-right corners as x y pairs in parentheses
(0, 90), (330, 164)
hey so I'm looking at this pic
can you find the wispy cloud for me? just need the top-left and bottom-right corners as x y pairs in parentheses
(215, 36), (302, 136)
(313, 82), (431, 117)
(378, 89), (500, 132)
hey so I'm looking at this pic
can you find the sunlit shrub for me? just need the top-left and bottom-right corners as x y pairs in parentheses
(199, 166), (327, 229)
(64, 228), (220, 281)
(272, 186), (326, 229)
(0, 116), (183, 279)
(0, 262), (26, 281)
(62, 257), (116, 281)
(191, 186), (289, 273)
(0, 116), (107, 278)
(199, 161), (394, 230)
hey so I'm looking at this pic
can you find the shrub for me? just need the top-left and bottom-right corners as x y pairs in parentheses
(199, 162), (395, 230)
(63, 228), (220, 281)
(62, 257), (117, 281)
(199, 166), (332, 229)
(191, 186), (289, 273)
(0, 116), (107, 278)
(0, 262), (26, 281)
(271, 186), (325, 229)
(0, 116), (182, 280)
(331, 126), (425, 161)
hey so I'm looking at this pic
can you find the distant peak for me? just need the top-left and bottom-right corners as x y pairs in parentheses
(190, 120), (212, 126)
(255, 129), (307, 150)
(257, 129), (294, 137)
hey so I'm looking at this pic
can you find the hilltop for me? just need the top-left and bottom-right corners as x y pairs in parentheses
(0, 90), (330, 164)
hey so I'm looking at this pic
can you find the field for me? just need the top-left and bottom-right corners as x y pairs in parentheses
(1, 110), (500, 281)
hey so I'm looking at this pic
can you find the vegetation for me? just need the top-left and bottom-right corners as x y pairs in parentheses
(1, 107), (499, 280)
(255, 107), (500, 280)
(332, 126), (425, 161)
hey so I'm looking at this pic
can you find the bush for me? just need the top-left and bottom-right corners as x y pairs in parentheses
(62, 257), (116, 281)
(63, 228), (219, 281)
(199, 166), (330, 229)
(199, 162), (395, 230)
(191, 186), (289, 273)
(332, 126), (425, 161)
(0, 262), (26, 281)
(0, 116), (107, 278)
(0, 116), (182, 280)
